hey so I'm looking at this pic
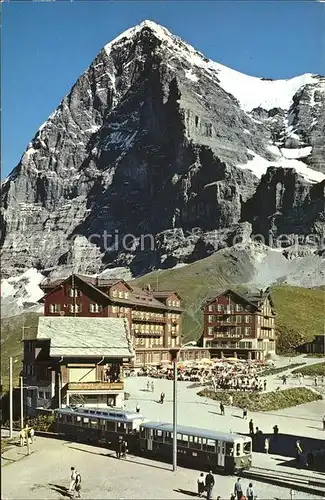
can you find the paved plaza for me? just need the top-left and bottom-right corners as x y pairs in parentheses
(1, 435), (321, 499)
(1, 355), (324, 499)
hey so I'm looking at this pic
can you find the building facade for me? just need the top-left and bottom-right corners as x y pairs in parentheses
(200, 288), (276, 360)
(296, 334), (325, 355)
(39, 274), (184, 367)
(23, 316), (133, 415)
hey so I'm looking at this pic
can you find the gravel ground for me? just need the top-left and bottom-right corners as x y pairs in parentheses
(1, 437), (321, 500)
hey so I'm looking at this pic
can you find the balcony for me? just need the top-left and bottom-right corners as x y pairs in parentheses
(65, 381), (124, 392)
(217, 322), (237, 327)
(132, 315), (166, 323)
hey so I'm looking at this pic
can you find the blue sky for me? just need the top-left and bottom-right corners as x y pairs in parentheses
(2, 1), (325, 179)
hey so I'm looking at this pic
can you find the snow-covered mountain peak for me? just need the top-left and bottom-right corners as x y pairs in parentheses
(104, 20), (324, 113)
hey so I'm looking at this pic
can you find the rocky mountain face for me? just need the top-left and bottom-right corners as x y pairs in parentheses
(1, 20), (325, 280)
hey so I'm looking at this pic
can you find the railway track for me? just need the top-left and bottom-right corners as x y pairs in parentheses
(242, 466), (325, 496)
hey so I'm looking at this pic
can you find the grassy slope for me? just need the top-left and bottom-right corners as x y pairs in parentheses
(1, 313), (41, 390)
(134, 255), (325, 345)
(272, 286), (325, 339)
(293, 362), (325, 376)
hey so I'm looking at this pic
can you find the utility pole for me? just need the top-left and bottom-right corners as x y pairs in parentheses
(172, 357), (177, 472)
(9, 357), (13, 438)
(58, 372), (61, 408)
(20, 376), (24, 430)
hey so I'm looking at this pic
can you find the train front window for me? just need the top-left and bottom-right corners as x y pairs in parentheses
(243, 441), (251, 454)
(236, 443), (241, 456)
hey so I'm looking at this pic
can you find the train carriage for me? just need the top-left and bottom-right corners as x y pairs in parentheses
(139, 422), (252, 473)
(54, 407), (146, 451)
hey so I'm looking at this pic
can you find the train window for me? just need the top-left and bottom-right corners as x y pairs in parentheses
(243, 441), (251, 454)
(155, 430), (163, 441)
(83, 417), (89, 424)
(99, 419), (106, 429)
(177, 434), (189, 447)
(140, 428), (146, 439)
(236, 443), (241, 456)
(90, 420), (98, 427)
(189, 436), (202, 450)
(226, 443), (234, 456)
(165, 432), (172, 443)
(76, 416), (82, 422)
(95, 411), (102, 415)
(203, 439), (216, 452)
(84, 410), (89, 414)
(106, 420), (115, 431)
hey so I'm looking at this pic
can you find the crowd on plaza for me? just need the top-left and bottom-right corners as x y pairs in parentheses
(132, 358), (269, 391)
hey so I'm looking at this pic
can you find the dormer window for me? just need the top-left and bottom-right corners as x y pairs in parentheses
(112, 289), (117, 297)
(69, 288), (81, 297)
(125, 292), (129, 299)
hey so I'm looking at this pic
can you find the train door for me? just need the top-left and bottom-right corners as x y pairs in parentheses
(217, 440), (226, 468)
(147, 428), (154, 451)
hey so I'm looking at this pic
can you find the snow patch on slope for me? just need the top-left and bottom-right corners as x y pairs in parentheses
(238, 150), (325, 183)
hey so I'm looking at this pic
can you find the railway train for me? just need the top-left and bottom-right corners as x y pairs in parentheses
(54, 407), (252, 474)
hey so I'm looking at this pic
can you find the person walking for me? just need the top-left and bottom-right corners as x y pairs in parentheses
(136, 403), (140, 413)
(242, 408), (247, 420)
(116, 436), (123, 459)
(295, 440), (303, 465)
(263, 379), (267, 391)
(234, 478), (243, 500)
(264, 438), (270, 454)
(121, 440), (127, 459)
(29, 427), (35, 444)
(74, 471), (82, 499)
(147, 380), (150, 391)
(205, 470), (215, 500)
(160, 392), (165, 404)
(220, 402), (225, 415)
(246, 483), (254, 500)
(151, 381), (154, 393)
(249, 419), (254, 435)
(19, 428), (26, 447)
(322, 414), (325, 430)
(69, 467), (77, 493)
(314, 376), (318, 387)
(197, 472), (205, 497)
(273, 424), (279, 441)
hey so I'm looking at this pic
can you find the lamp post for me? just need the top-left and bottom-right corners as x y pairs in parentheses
(172, 340), (197, 472)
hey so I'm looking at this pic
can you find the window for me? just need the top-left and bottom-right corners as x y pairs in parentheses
(208, 315), (214, 323)
(118, 291), (123, 298)
(217, 304), (223, 312)
(203, 438), (216, 452)
(38, 391), (44, 399)
(257, 315), (261, 324)
(45, 391), (50, 399)
(189, 435), (202, 450)
(245, 327), (251, 336)
(235, 304), (242, 312)
(112, 306), (118, 313)
(49, 304), (61, 313)
(236, 316), (241, 323)
(69, 288), (81, 297)
(89, 303), (103, 313)
(245, 315), (251, 323)
(243, 441), (251, 455)
(26, 341), (33, 353)
(236, 327), (241, 336)
(112, 289), (117, 297)
(125, 292), (129, 299)
(208, 327), (213, 335)
(236, 443), (241, 456)
(69, 304), (82, 313)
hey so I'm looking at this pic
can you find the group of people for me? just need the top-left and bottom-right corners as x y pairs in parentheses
(69, 467), (82, 498)
(19, 424), (35, 455)
(116, 436), (128, 459)
(197, 474), (256, 500)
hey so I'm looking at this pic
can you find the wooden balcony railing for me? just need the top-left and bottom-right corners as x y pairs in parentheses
(65, 381), (124, 391)
(132, 315), (166, 323)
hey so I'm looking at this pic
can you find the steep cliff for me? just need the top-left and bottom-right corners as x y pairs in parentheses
(1, 20), (325, 278)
